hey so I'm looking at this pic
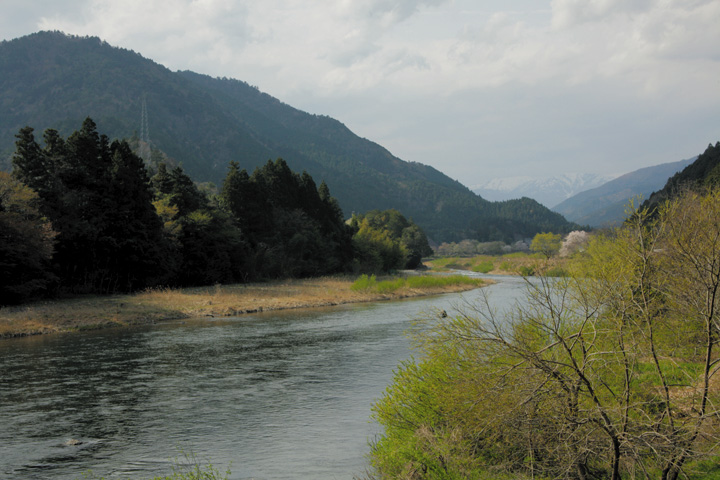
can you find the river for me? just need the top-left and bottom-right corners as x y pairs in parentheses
(0, 274), (528, 480)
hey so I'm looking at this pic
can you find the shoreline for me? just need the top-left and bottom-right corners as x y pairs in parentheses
(0, 275), (487, 339)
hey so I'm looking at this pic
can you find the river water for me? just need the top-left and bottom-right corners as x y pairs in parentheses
(0, 275), (528, 480)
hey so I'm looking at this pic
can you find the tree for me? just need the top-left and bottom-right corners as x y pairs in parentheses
(529, 232), (562, 258)
(0, 172), (57, 303)
(351, 209), (432, 271)
(559, 230), (590, 257)
(12, 119), (172, 293)
(103, 140), (171, 290)
(218, 159), (353, 279)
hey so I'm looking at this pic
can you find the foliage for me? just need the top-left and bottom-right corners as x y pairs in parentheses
(370, 189), (720, 480)
(436, 239), (510, 256)
(350, 209), (432, 272)
(351, 274), (378, 291)
(7, 119), (353, 301)
(516, 265), (534, 276)
(12, 119), (169, 293)
(642, 141), (720, 212)
(218, 158), (354, 279)
(529, 232), (562, 258)
(471, 260), (494, 273)
(0, 171), (57, 303)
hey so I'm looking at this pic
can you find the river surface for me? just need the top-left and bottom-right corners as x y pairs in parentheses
(0, 275), (528, 480)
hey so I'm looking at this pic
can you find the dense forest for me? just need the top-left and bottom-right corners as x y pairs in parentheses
(1, 119), (431, 305)
(0, 31), (577, 243)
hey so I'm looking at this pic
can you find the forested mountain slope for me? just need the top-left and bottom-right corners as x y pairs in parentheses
(0, 31), (575, 242)
(642, 142), (720, 211)
(553, 158), (695, 227)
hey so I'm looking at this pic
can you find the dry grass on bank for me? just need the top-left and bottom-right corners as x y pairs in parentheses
(0, 275), (485, 339)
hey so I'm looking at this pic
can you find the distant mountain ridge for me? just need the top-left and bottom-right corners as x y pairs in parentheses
(552, 158), (695, 226)
(473, 173), (617, 207)
(0, 31), (576, 242)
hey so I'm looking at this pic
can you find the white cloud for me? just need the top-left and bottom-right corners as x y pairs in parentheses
(550, 0), (654, 29)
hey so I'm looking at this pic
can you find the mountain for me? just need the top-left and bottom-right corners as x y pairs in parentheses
(552, 157), (695, 227)
(0, 31), (576, 242)
(472, 173), (617, 208)
(642, 142), (720, 211)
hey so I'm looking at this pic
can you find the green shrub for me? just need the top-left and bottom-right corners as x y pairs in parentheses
(543, 267), (568, 277)
(376, 278), (406, 294)
(472, 261), (494, 274)
(351, 274), (377, 291)
(518, 265), (535, 276)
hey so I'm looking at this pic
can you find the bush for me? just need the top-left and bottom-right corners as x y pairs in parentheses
(517, 265), (535, 276)
(543, 266), (567, 277)
(351, 274), (377, 291)
(472, 261), (494, 274)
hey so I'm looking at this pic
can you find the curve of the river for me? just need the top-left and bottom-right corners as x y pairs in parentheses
(0, 274), (528, 480)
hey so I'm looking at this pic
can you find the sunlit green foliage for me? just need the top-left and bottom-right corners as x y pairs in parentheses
(529, 232), (562, 258)
(370, 189), (720, 480)
(471, 261), (494, 273)
(349, 209), (432, 272)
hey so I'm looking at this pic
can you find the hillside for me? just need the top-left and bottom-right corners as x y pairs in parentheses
(552, 158), (695, 227)
(0, 31), (576, 242)
(642, 142), (720, 211)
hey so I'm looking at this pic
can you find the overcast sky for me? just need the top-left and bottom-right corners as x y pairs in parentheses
(2, 0), (719, 187)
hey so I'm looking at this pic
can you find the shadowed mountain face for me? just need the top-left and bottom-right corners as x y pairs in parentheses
(552, 158), (695, 227)
(0, 31), (575, 242)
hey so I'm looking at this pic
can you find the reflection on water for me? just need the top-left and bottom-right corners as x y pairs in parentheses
(0, 275), (528, 480)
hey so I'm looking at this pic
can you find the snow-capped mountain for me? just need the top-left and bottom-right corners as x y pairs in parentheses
(472, 173), (618, 208)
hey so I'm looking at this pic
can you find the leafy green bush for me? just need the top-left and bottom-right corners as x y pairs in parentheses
(472, 261), (494, 274)
(543, 266), (567, 277)
(351, 274), (377, 291)
(376, 278), (406, 294)
(517, 265), (535, 276)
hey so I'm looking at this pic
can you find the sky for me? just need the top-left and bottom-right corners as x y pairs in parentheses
(2, 0), (719, 188)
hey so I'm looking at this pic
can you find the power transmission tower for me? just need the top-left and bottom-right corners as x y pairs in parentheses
(139, 95), (151, 161)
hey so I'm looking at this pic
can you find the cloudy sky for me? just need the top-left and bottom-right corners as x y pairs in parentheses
(2, 0), (719, 187)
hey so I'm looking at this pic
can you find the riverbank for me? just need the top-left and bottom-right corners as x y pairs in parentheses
(0, 274), (486, 339)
